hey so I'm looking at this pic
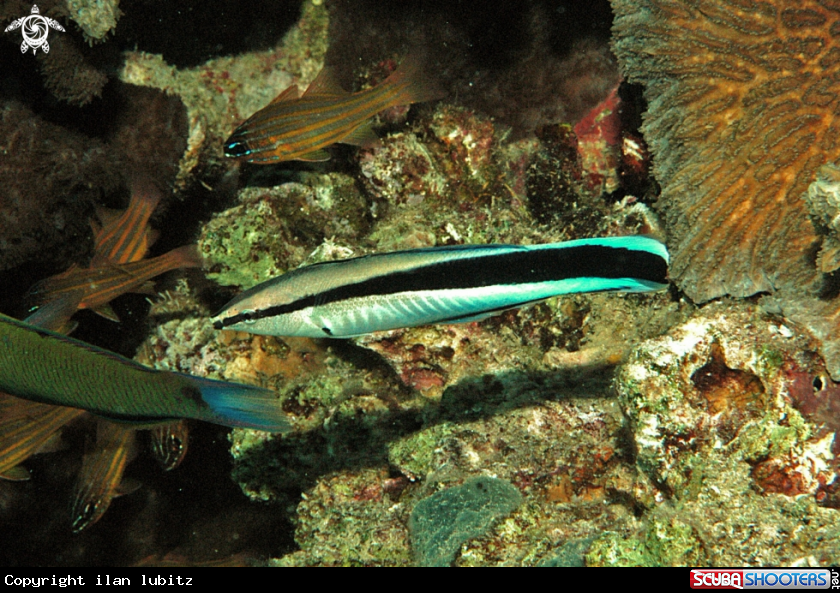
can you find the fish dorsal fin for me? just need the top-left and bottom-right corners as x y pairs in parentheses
(341, 123), (380, 148)
(303, 66), (348, 98)
(269, 84), (301, 105)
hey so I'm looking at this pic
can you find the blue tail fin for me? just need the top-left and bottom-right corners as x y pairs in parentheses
(187, 375), (292, 433)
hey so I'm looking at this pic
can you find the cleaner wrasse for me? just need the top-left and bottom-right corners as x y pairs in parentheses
(212, 236), (669, 338)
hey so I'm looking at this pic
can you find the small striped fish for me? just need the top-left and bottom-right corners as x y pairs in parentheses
(212, 236), (669, 338)
(29, 245), (203, 320)
(0, 394), (83, 481)
(71, 421), (136, 533)
(150, 420), (189, 471)
(90, 177), (162, 266)
(224, 55), (441, 164)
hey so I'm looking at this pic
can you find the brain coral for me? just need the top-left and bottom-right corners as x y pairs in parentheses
(611, 0), (840, 302)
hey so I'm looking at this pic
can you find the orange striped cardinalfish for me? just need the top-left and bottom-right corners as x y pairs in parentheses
(28, 179), (195, 323)
(29, 245), (204, 322)
(224, 55), (442, 164)
(71, 421), (143, 532)
(90, 177), (162, 266)
(0, 393), (84, 481)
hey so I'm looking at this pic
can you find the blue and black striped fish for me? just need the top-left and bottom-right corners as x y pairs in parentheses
(212, 236), (669, 338)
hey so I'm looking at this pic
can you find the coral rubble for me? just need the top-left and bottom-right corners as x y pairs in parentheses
(601, 302), (840, 565)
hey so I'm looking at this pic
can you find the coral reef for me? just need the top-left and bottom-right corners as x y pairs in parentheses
(36, 34), (108, 106)
(593, 302), (840, 565)
(127, 61), (682, 564)
(19, 0), (840, 568)
(804, 162), (840, 275)
(0, 101), (117, 272)
(611, 0), (840, 382)
(199, 173), (368, 289)
(119, 0), (329, 189)
(271, 468), (413, 567)
(1, 1), (109, 105)
(65, 0), (121, 42)
(611, 0), (840, 302)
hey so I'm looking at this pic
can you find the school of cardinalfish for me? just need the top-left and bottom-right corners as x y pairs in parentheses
(0, 179), (201, 532)
(0, 57), (441, 534)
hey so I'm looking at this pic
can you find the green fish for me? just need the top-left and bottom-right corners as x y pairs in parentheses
(0, 312), (291, 432)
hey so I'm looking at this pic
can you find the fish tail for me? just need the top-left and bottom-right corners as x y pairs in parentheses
(544, 235), (670, 291)
(386, 53), (444, 105)
(157, 244), (205, 270)
(185, 374), (292, 433)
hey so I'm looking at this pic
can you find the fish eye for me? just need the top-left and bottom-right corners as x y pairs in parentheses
(241, 309), (256, 324)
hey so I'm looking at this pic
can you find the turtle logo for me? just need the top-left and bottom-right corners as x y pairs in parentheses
(5, 5), (65, 55)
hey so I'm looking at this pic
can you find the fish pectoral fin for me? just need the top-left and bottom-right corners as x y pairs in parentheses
(341, 123), (380, 148)
(133, 281), (158, 296)
(269, 84), (301, 104)
(296, 148), (332, 162)
(91, 303), (120, 322)
(302, 66), (348, 97)
(0, 465), (31, 481)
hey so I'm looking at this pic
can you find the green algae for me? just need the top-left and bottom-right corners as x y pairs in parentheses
(199, 173), (368, 288)
(736, 408), (812, 464)
(272, 468), (413, 567)
(586, 514), (705, 567)
(537, 538), (596, 567)
(409, 477), (523, 566)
